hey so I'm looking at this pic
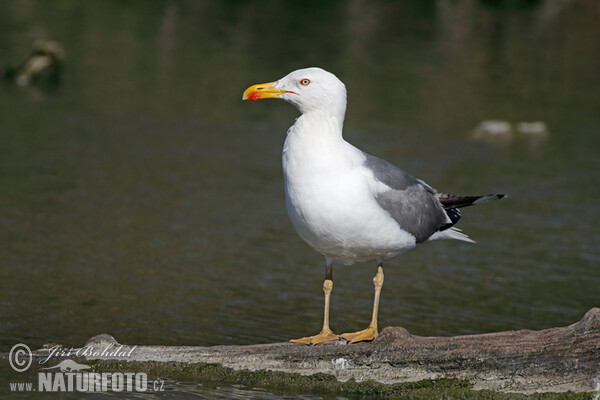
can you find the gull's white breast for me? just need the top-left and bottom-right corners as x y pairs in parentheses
(281, 116), (416, 265)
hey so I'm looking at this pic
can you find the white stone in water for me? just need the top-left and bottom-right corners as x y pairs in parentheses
(472, 120), (514, 141)
(516, 121), (549, 138)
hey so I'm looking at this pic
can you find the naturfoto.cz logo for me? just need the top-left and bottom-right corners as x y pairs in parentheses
(7, 343), (165, 393)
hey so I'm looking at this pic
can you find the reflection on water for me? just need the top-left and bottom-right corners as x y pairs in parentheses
(157, 380), (331, 400)
(1, 0), (599, 398)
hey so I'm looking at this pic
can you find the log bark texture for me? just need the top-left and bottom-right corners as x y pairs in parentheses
(30, 308), (600, 393)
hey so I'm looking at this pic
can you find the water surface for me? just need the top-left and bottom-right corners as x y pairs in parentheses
(1, 0), (599, 398)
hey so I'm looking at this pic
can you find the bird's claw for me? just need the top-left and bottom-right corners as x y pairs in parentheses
(341, 325), (378, 343)
(290, 329), (340, 345)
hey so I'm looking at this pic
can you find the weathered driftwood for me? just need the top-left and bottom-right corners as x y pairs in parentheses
(30, 308), (600, 394)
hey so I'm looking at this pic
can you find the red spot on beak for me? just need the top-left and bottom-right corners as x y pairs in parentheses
(248, 92), (261, 101)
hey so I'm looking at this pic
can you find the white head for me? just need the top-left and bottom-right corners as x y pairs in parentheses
(243, 67), (347, 117)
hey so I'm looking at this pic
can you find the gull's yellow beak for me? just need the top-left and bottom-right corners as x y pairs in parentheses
(242, 81), (285, 101)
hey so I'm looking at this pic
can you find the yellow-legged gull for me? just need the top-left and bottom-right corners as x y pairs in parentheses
(243, 67), (506, 345)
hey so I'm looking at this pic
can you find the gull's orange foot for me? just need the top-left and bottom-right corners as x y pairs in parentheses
(290, 329), (340, 345)
(341, 325), (378, 343)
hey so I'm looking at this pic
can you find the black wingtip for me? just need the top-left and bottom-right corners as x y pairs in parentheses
(438, 193), (508, 209)
(473, 194), (508, 205)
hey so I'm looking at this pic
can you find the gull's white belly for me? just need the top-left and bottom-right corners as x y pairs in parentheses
(283, 161), (416, 265)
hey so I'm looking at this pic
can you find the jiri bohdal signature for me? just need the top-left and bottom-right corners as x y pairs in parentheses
(41, 344), (136, 365)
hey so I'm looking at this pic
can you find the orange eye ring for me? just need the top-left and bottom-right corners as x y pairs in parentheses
(299, 79), (311, 86)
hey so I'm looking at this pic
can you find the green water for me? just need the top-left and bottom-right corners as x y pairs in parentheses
(1, 0), (599, 398)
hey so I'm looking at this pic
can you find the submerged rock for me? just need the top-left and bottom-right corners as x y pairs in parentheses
(516, 121), (550, 138)
(471, 120), (514, 143)
(471, 120), (550, 148)
(5, 40), (65, 87)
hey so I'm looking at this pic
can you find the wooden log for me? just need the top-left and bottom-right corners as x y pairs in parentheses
(25, 308), (600, 394)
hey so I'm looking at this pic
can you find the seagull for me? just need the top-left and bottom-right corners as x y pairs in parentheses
(242, 67), (506, 345)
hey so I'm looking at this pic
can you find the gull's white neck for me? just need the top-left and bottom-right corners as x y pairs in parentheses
(282, 109), (351, 175)
(282, 107), (361, 185)
(288, 109), (344, 140)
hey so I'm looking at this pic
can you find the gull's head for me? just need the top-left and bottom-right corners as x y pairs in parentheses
(243, 67), (347, 115)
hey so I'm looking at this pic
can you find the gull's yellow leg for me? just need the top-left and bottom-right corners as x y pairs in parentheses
(290, 266), (339, 345)
(341, 264), (384, 343)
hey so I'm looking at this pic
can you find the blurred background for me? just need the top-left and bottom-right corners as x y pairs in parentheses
(1, 0), (598, 368)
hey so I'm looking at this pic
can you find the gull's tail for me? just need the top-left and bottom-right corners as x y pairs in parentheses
(445, 227), (476, 243)
(431, 193), (507, 243)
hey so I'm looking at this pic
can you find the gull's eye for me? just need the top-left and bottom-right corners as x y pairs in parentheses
(299, 79), (311, 86)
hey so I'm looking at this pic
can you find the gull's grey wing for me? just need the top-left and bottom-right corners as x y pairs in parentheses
(364, 153), (448, 243)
